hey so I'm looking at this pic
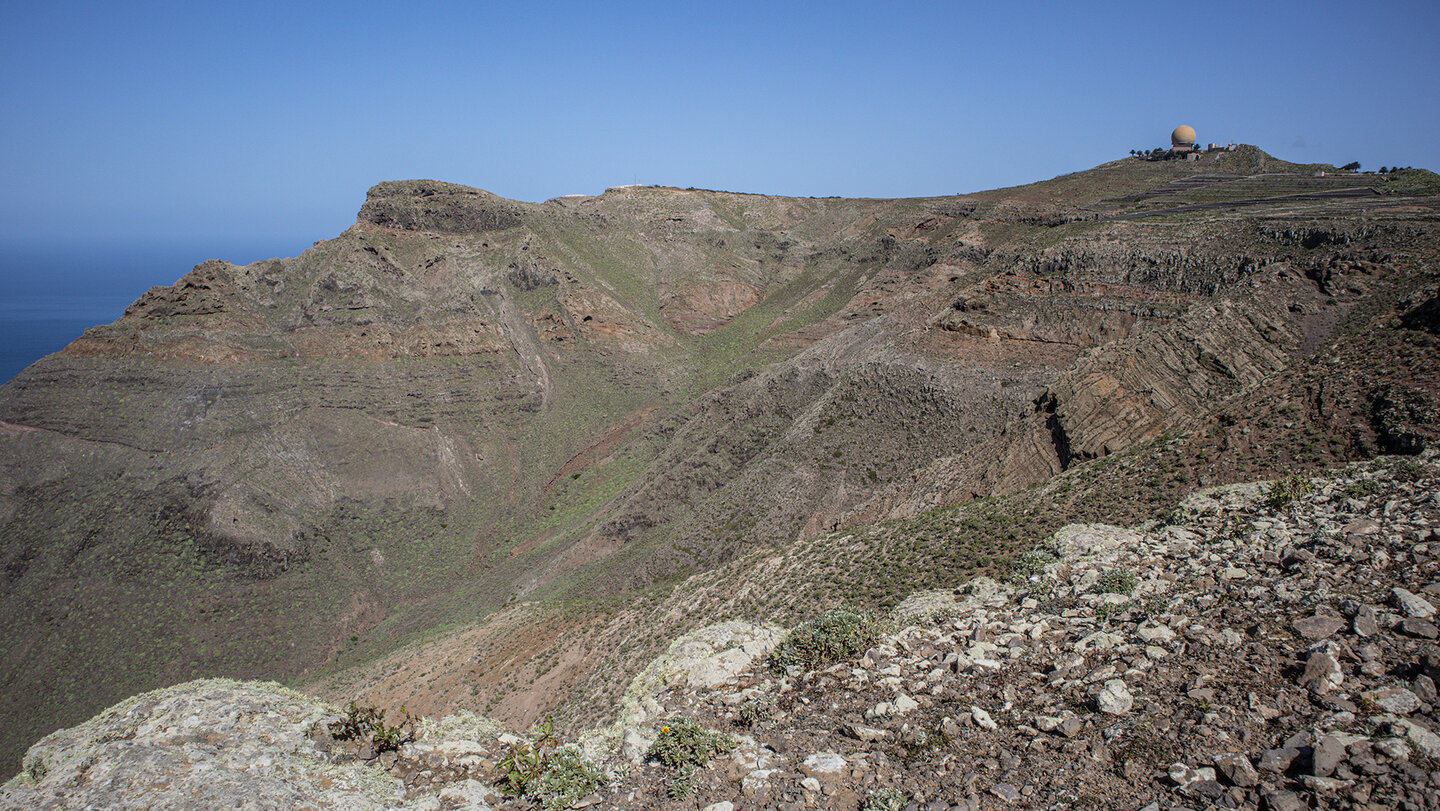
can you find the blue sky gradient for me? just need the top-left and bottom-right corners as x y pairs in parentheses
(2, 0), (1437, 272)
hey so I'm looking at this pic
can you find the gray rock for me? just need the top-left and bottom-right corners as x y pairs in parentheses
(1374, 737), (1412, 760)
(1167, 763), (1216, 786)
(1262, 790), (1306, 811)
(1389, 718), (1440, 758)
(941, 716), (963, 740)
(845, 723), (890, 742)
(1137, 623), (1176, 644)
(971, 706), (998, 731)
(1281, 730), (1310, 750)
(800, 752), (848, 778)
(0, 679), (410, 811)
(1363, 686), (1421, 715)
(1312, 734), (1346, 777)
(1392, 587), (1437, 619)
(989, 783), (1021, 802)
(1414, 674), (1438, 703)
(1300, 774), (1351, 793)
(741, 768), (778, 794)
(1398, 617), (1439, 639)
(1346, 518), (1381, 536)
(1182, 780), (1225, 800)
(622, 728), (655, 763)
(1353, 605), (1380, 637)
(1213, 753), (1259, 787)
(1293, 614), (1346, 639)
(436, 778), (493, 809)
(1096, 679), (1133, 715)
(1051, 524), (1145, 560)
(1259, 747), (1300, 773)
(1300, 650), (1343, 693)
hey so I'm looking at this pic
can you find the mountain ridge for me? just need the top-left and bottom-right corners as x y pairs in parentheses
(1, 147), (1437, 789)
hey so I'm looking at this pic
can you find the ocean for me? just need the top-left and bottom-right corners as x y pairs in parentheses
(0, 294), (139, 383)
(0, 238), (311, 385)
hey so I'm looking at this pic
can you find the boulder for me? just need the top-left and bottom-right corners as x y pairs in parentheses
(1, 679), (407, 811)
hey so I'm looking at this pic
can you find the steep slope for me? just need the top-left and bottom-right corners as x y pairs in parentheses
(0, 151), (1437, 779)
(6, 456), (1438, 810)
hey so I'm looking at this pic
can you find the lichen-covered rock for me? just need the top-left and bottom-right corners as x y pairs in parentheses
(1050, 523), (1145, 560)
(1096, 679), (1134, 715)
(1176, 480), (1271, 517)
(0, 679), (407, 810)
(580, 620), (782, 762)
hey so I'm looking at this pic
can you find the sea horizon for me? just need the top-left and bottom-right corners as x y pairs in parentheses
(0, 236), (314, 384)
(0, 293), (139, 384)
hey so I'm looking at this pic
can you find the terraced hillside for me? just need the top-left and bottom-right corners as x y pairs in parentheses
(1, 147), (1437, 778)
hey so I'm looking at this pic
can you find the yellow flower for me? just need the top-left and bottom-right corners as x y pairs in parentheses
(661, 726), (670, 732)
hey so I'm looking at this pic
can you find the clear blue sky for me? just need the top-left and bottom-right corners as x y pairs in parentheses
(2, 0), (1437, 273)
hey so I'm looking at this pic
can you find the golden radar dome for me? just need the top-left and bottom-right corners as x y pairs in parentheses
(1171, 125), (1197, 147)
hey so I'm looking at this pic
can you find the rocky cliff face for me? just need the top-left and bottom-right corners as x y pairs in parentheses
(1, 150), (1437, 781)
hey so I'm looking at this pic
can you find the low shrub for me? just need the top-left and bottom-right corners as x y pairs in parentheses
(330, 701), (416, 753)
(646, 717), (735, 799)
(497, 717), (557, 798)
(1095, 569), (1138, 597)
(529, 748), (605, 811)
(1008, 548), (1058, 588)
(497, 718), (605, 811)
(1338, 479), (1383, 499)
(1264, 473), (1313, 511)
(1096, 601), (1125, 624)
(735, 689), (777, 728)
(768, 606), (881, 673)
(645, 717), (735, 770)
(666, 764), (700, 799)
(862, 787), (911, 811)
(1135, 593), (1170, 620)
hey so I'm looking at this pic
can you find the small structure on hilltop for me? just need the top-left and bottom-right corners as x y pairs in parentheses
(1131, 125), (1233, 161)
(1169, 125), (1200, 160)
(1171, 125), (1198, 153)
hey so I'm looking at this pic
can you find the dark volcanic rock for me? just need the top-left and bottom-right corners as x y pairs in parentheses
(358, 179), (525, 233)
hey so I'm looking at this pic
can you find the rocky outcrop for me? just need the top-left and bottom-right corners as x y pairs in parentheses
(1034, 294), (1299, 468)
(848, 262), (1333, 521)
(596, 456), (1440, 810)
(0, 680), (408, 810)
(124, 260), (246, 319)
(358, 180), (525, 234)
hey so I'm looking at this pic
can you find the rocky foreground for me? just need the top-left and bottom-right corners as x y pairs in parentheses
(5, 454), (1438, 810)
